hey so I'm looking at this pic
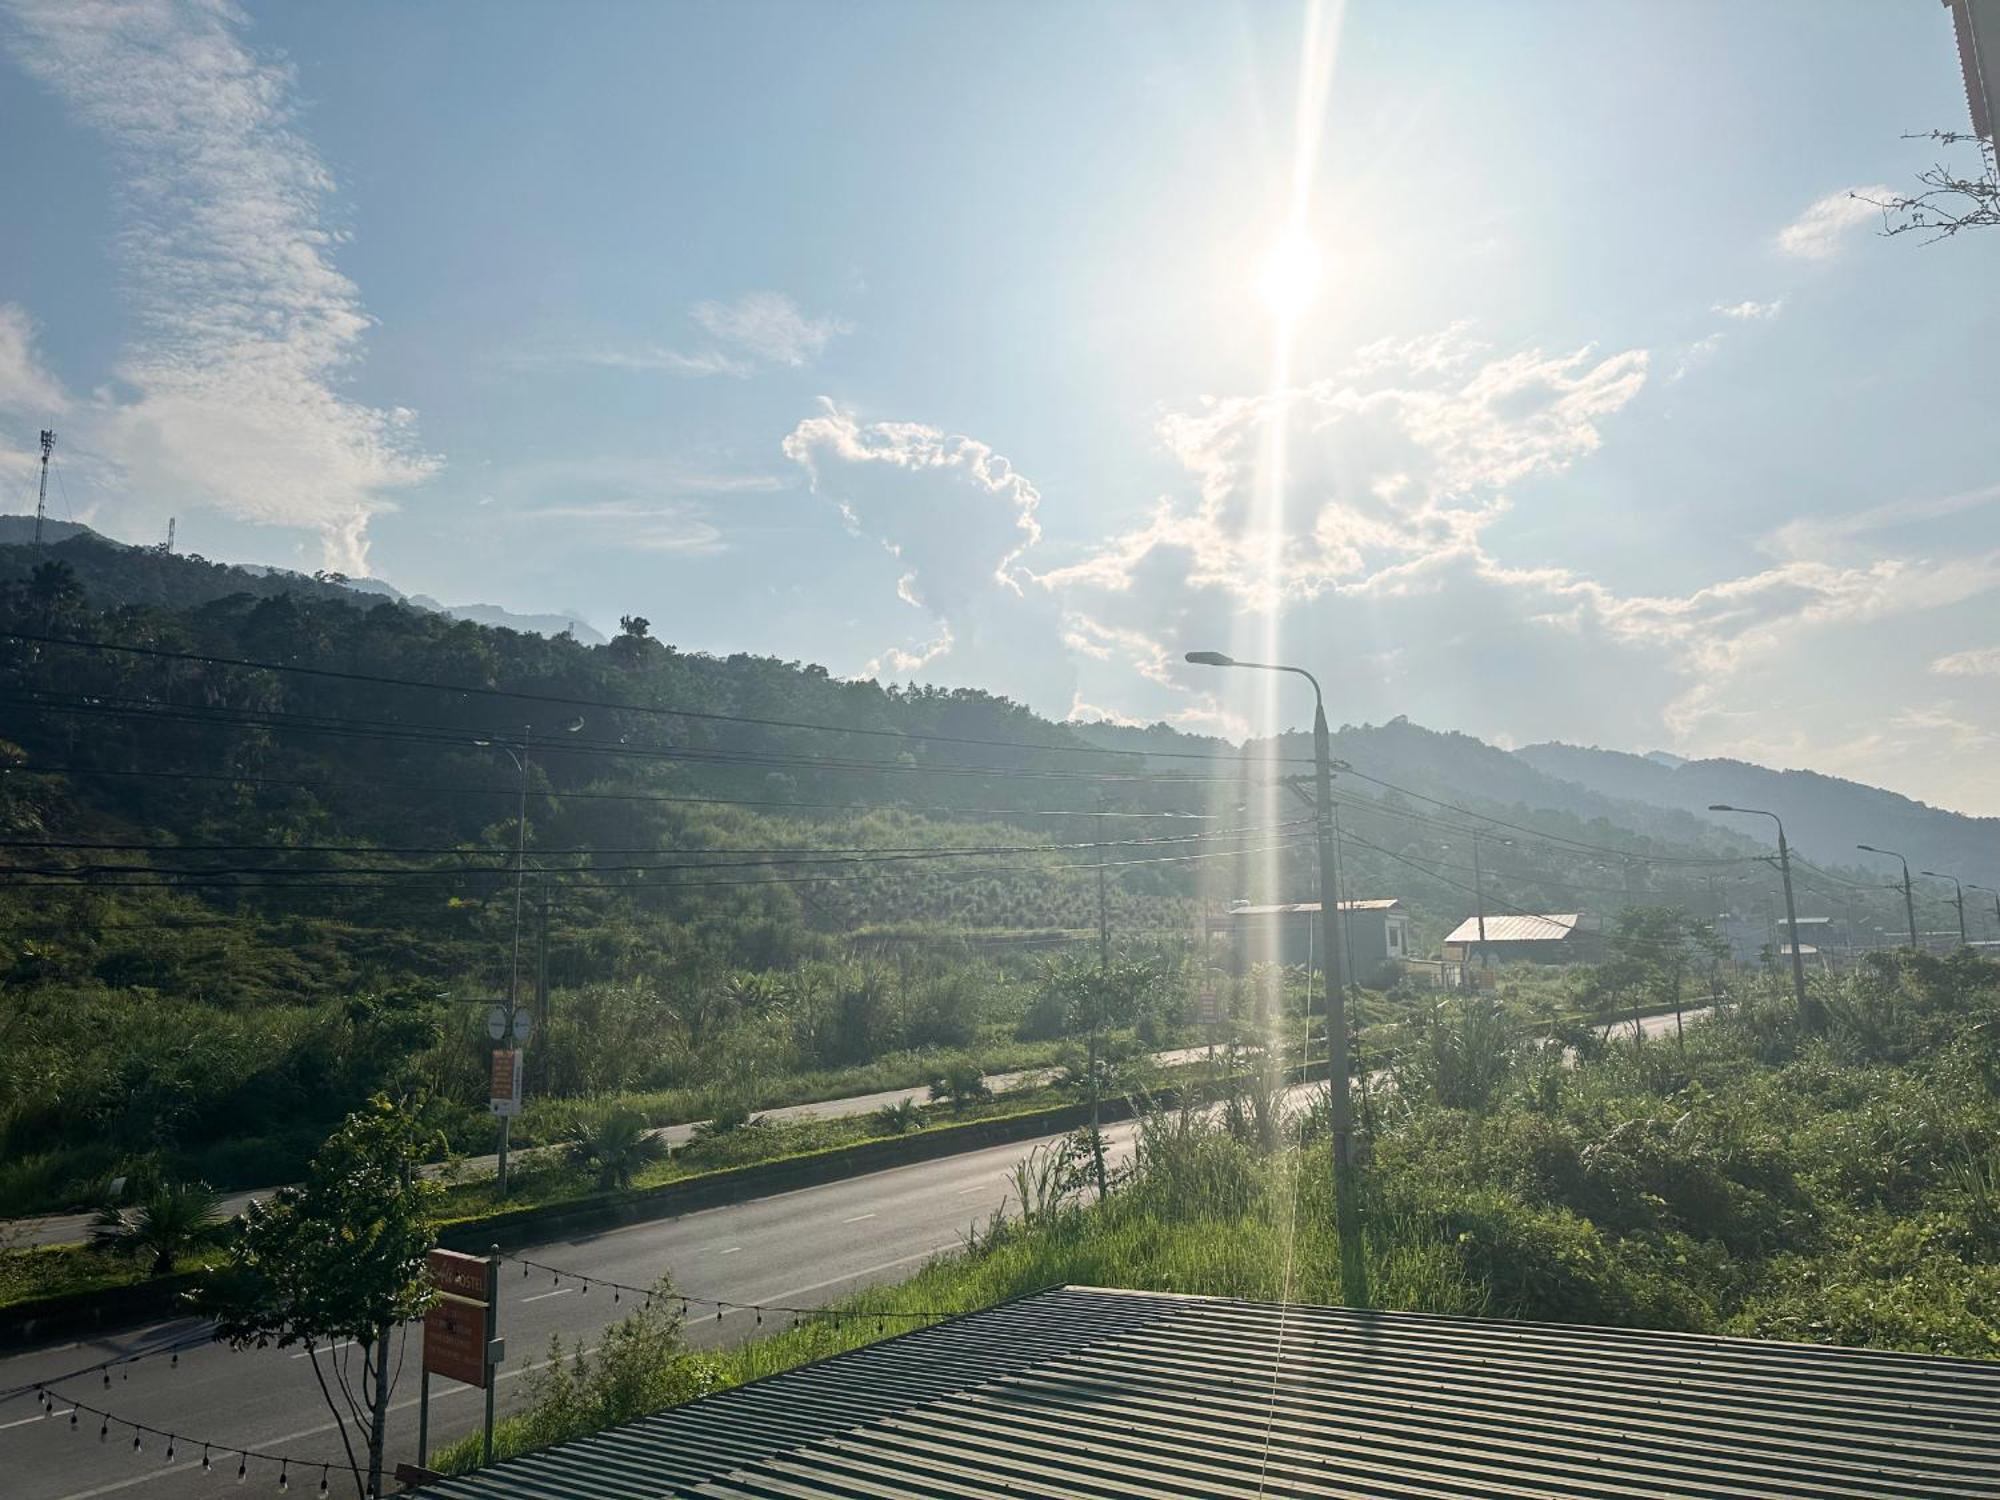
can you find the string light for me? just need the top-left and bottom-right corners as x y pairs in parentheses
(34, 1383), (369, 1493)
(500, 1253), (952, 1326)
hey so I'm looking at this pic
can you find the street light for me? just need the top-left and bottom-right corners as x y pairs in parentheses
(1857, 844), (1920, 950)
(1185, 648), (1364, 1307)
(1710, 805), (1812, 1027)
(474, 717), (583, 1193)
(1921, 870), (1969, 947)
(1970, 884), (2000, 940)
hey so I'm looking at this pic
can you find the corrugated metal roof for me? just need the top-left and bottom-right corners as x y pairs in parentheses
(1442, 912), (1582, 945)
(421, 1285), (2000, 1499)
(1228, 899), (1403, 916)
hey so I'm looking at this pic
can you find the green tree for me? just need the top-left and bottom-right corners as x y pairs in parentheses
(87, 1180), (223, 1275)
(1586, 906), (1726, 1048)
(200, 1097), (442, 1499)
(927, 1058), (990, 1114)
(564, 1106), (669, 1190)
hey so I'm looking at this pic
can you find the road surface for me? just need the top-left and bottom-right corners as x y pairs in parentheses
(5, 1048), (1212, 1250)
(0, 1014), (1692, 1499)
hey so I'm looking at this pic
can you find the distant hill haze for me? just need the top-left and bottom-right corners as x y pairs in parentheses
(1515, 741), (2000, 898)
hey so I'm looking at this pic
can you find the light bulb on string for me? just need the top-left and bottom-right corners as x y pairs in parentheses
(203, 1446), (213, 1473)
(279, 1459), (289, 1492)
(318, 1465), (329, 1497)
(166, 1435), (177, 1463)
(238, 1453), (249, 1483)
(132, 1427), (143, 1453)
(99, 1415), (110, 1442)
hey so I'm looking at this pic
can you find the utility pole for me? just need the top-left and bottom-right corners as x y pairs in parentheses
(1184, 649), (1363, 1307)
(1970, 884), (2000, 941)
(1471, 829), (1490, 976)
(33, 429), (54, 546)
(1859, 844), (1920, 951)
(534, 875), (552, 1094)
(1089, 801), (1110, 1199)
(1922, 870), (1968, 947)
(164, 516), (175, 554)
(1713, 807), (1813, 1025)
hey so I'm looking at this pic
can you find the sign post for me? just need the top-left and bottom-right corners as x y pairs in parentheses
(487, 1005), (531, 1195)
(419, 1248), (499, 1467)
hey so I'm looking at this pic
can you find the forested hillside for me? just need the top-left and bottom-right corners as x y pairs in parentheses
(0, 535), (1938, 1214)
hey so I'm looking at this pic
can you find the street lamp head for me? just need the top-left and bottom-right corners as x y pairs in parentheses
(1921, 870), (1952, 881)
(1707, 803), (1735, 813)
(1184, 650), (1235, 668)
(562, 716), (585, 734)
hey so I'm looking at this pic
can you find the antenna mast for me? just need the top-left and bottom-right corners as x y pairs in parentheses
(34, 429), (55, 546)
(165, 516), (175, 553)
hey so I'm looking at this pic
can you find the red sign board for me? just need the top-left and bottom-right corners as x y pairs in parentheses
(489, 1048), (523, 1116)
(422, 1250), (490, 1389)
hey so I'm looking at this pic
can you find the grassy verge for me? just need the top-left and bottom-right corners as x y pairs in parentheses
(0, 1243), (214, 1309)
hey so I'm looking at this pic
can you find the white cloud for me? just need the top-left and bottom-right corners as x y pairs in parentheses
(1, 0), (438, 573)
(1776, 187), (1892, 260)
(0, 305), (68, 414)
(534, 291), (850, 381)
(1042, 335), (1650, 611)
(692, 292), (852, 369)
(1933, 646), (2000, 678)
(782, 401), (1058, 690)
(1671, 332), (1725, 381)
(1713, 298), (1783, 321)
(518, 499), (723, 554)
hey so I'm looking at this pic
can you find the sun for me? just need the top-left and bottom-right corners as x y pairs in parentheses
(1256, 230), (1322, 320)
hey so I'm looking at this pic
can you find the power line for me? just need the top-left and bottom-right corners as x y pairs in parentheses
(1, 689), (1248, 786)
(0, 819), (1296, 861)
(0, 628), (1310, 769)
(8, 763), (1224, 820)
(0, 834), (1314, 890)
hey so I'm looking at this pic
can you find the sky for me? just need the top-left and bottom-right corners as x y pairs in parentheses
(1, 0), (1997, 815)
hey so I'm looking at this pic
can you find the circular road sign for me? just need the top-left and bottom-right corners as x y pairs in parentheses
(485, 1004), (509, 1041)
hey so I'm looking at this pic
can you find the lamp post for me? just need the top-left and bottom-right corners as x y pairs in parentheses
(475, 717), (582, 1194)
(1970, 884), (2000, 940)
(1857, 844), (1920, 951)
(1185, 649), (1365, 1307)
(1921, 870), (1968, 948)
(1710, 806), (1812, 1027)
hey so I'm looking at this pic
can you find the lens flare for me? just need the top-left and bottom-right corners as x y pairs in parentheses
(1257, 231), (1322, 321)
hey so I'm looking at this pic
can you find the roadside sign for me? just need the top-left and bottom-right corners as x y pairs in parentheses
(422, 1250), (490, 1389)
(485, 1004), (509, 1041)
(511, 1009), (534, 1043)
(489, 1047), (523, 1116)
(1198, 987), (1220, 1026)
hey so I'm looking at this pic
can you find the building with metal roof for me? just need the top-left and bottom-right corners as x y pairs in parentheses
(1212, 897), (1410, 985)
(421, 1284), (2000, 1499)
(1441, 911), (1595, 966)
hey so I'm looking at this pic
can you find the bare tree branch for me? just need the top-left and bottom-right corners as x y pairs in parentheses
(1858, 131), (1999, 242)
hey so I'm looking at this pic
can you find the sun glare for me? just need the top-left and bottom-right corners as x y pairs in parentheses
(1257, 230), (1322, 320)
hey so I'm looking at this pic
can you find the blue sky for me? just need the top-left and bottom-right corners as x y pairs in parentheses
(2, 0), (1997, 813)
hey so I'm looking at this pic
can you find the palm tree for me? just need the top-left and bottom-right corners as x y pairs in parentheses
(564, 1108), (669, 1191)
(88, 1181), (223, 1275)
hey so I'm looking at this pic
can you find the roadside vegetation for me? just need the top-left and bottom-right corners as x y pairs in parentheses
(437, 948), (2000, 1474)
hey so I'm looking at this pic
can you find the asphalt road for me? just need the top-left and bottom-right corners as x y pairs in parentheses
(0, 1014), (1693, 1499)
(6, 1048), (1212, 1250)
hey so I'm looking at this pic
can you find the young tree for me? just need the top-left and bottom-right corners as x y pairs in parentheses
(1588, 906), (1727, 1052)
(201, 1097), (442, 1498)
(88, 1180), (222, 1275)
